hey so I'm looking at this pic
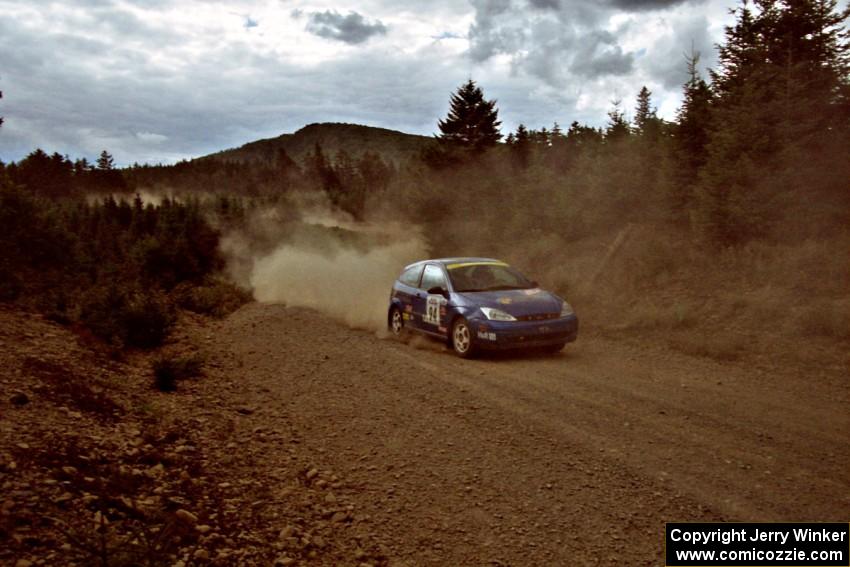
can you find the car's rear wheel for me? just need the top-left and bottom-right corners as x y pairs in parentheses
(451, 317), (476, 358)
(389, 307), (404, 336)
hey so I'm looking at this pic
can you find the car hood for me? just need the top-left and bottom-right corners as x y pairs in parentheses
(456, 289), (561, 316)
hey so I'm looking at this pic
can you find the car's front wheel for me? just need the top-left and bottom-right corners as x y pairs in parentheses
(389, 307), (404, 336)
(451, 317), (476, 358)
(542, 342), (566, 355)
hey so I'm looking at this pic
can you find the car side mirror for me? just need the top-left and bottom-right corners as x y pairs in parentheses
(427, 286), (449, 298)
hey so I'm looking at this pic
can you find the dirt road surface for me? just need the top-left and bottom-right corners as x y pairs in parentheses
(195, 302), (849, 565)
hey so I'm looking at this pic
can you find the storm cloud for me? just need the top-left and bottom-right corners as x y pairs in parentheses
(0, 0), (737, 165)
(467, 0), (634, 85)
(529, 0), (561, 10)
(303, 10), (387, 44)
(608, 0), (695, 10)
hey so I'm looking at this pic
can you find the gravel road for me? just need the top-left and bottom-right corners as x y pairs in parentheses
(198, 302), (850, 565)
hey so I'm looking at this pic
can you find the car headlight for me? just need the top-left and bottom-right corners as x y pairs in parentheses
(561, 302), (574, 317)
(480, 307), (517, 321)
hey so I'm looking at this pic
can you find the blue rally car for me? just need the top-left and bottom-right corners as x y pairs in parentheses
(388, 258), (578, 357)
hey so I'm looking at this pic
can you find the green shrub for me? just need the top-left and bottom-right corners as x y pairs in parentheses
(79, 285), (176, 348)
(173, 279), (252, 318)
(78, 284), (131, 344)
(123, 291), (177, 348)
(1, 183), (232, 351)
(152, 354), (204, 392)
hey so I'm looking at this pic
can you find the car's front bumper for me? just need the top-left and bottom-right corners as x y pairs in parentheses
(470, 314), (578, 350)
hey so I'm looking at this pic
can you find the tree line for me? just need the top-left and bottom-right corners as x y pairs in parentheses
(0, 0), (847, 347)
(4, 0), (846, 249)
(423, 0), (848, 247)
(1, 149), (127, 197)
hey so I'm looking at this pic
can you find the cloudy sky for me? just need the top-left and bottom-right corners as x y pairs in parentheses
(0, 0), (745, 165)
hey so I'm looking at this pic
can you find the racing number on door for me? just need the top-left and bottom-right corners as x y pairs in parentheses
(424, 295), (441, 325)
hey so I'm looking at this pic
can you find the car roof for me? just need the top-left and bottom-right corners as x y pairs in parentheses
(402, 257), (505, 270)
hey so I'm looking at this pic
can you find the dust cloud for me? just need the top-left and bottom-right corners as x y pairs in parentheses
(223, 199), (428, 332)
(249, 238), (426, 331)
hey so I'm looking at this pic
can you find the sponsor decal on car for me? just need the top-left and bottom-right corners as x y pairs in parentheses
(424, 295), (442, 325)
(477, 331), (497, 341)
(438, 326), (447, 333)
(404, 304), (413, 312)
(522, 288), (541, 295)
(498, 297), (512, 305)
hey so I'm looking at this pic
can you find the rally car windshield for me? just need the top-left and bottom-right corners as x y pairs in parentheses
(448, 264), (535, 292)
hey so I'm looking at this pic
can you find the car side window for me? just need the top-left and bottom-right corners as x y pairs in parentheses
(399, 265), (423, 287)
(420, 264), (446, 291)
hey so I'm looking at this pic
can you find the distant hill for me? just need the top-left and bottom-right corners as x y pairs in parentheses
(201, 123), (433, 166)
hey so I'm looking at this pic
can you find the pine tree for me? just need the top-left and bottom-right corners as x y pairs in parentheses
(545, 122), (568, 170)
(710, 0), (849, 145)
(605, 99), (630, 142)
(277, 148), (297, 174)
(772, 0), (850, 134)
(74, 158), (91, 176)
(437, 79), (502, 154)
(534, 127), (551, 147)
(305, 142), (328, 180)
(567, 121), (603, 147)
(696, 2), (778, 244)
(673, 52), (713, 198)
(630, 86), (669, 197)
(677, 52), (713, 158)
(97, 150), (115, 170)
(711, 0), (763, 97)
(275, 148), (299, 192)
(634, 86), (657, 134)
(510, 124), (532, 169)
(334, 149), (356, 193)
(15, 149), (74, 198)
(546, 121), (603, 173)
(697, 0), (850, 245)
(90, 150), (126, 192)
(306, 142), (341, 203)
(357, 151), (391, 193)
